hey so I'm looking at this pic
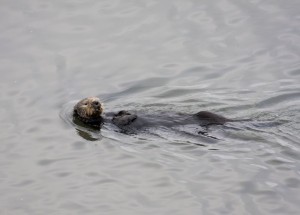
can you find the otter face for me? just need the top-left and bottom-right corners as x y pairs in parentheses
(74, 97), (103, 123)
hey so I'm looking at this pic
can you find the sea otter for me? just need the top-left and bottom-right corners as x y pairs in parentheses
(73, 97), (234, 134)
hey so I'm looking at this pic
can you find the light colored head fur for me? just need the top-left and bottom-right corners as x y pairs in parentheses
(74, 97), (103, 123)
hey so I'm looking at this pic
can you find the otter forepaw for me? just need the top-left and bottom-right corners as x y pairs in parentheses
(112, 110), (137, 126)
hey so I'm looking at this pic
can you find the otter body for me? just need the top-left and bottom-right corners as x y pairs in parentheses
(73, 97), (234, 134)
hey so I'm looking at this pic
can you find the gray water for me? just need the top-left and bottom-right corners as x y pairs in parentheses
(1, 0), (300, 214)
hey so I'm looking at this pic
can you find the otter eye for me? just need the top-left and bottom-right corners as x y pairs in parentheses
(83, 102), (88, 105)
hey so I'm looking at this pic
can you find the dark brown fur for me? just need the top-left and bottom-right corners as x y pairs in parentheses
(195, 111), (230, 125)
(73, 97), (231, 129)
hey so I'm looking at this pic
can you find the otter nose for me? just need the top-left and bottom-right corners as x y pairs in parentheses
(92, 101), (100, 107)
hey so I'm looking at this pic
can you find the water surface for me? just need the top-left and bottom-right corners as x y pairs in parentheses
(0, 0), (300, 214)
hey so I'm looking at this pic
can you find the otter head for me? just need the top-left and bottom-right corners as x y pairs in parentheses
(73, 97), (104, 124)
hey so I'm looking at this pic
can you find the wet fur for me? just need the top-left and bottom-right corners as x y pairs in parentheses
(112, 110), (138, 126)
(73, 97), (104, 125)
(73, 97), (231, 130)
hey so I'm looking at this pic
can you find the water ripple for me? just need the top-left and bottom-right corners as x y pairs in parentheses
(1, 0), (300, 214)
